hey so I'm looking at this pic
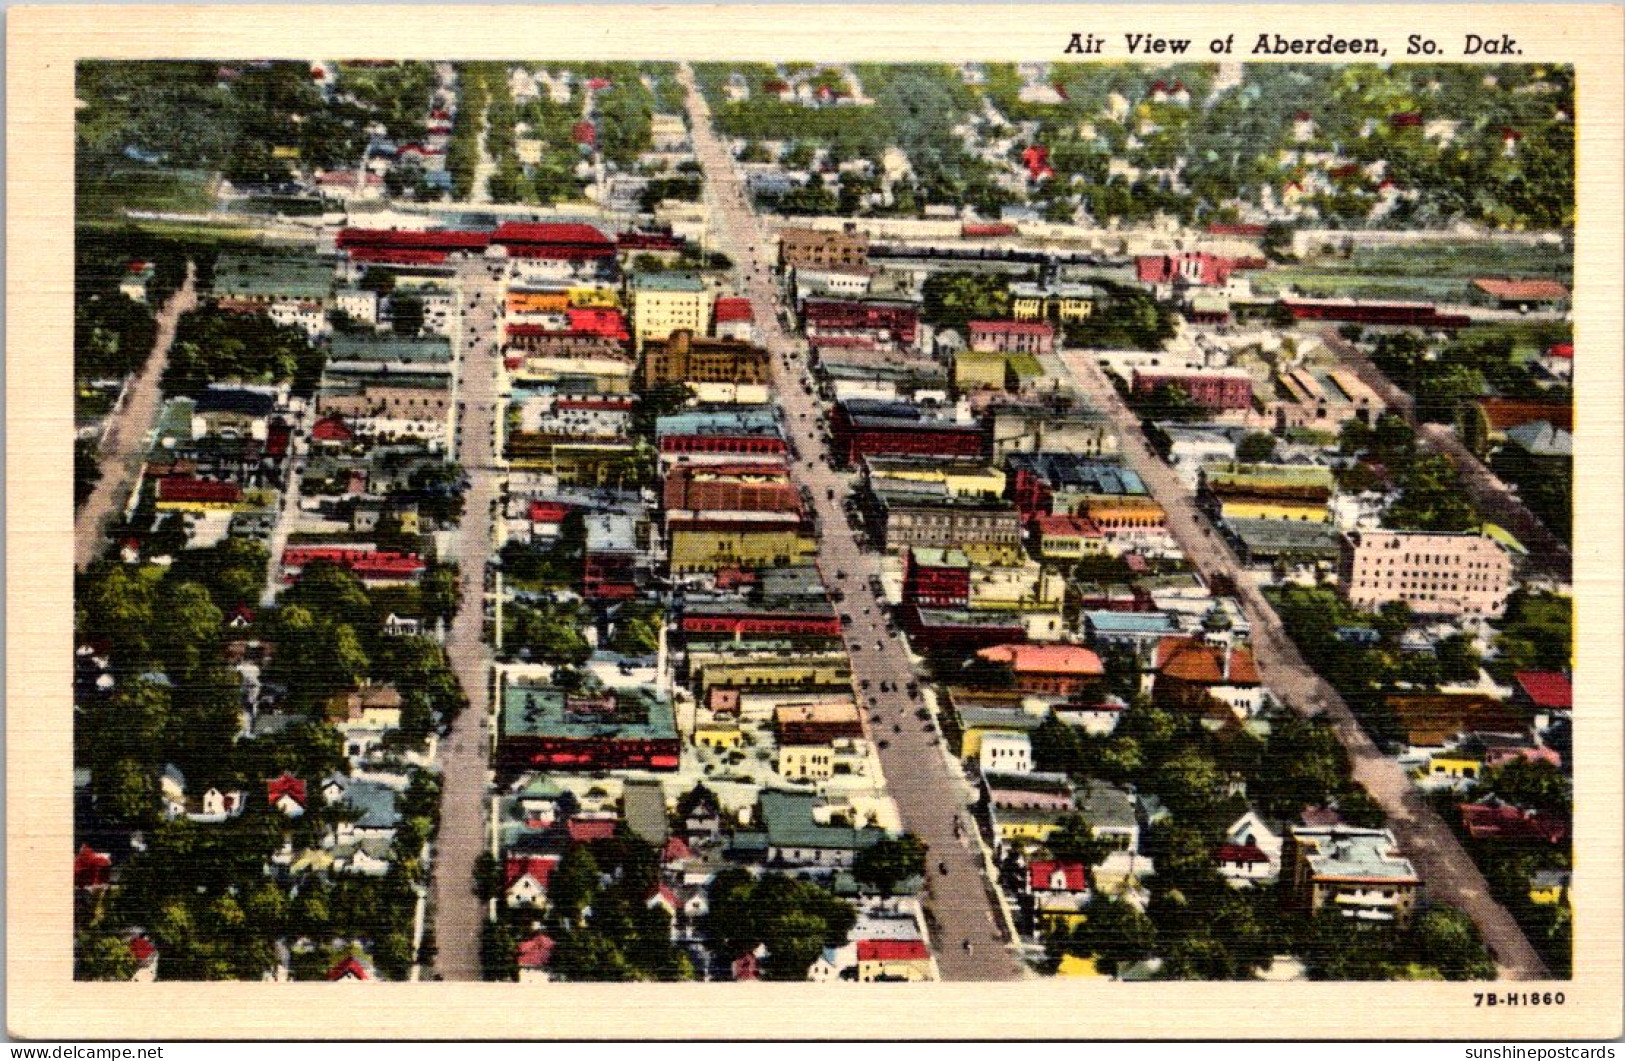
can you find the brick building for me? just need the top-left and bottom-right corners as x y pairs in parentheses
(901, 547), (973, 609)
(778, 226), (869, 270)
(968, 319), (1056, 356)
(642, 330), (770, 387)
(1130, 367), (1253, 412)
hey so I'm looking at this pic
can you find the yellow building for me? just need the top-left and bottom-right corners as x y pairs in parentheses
(1011, 282), (1097, 322)
(632, 274), (713, 353)
(689, 650), (851, 694)
(967, 559), (1065, 613)
(1528, 871), (1569, 906)
(953, 350), (1011, 393)
(1055, 955), (1104, 978)
(1425, 748), (1485, 782)
(1216, 497), (1331, 523)
(778, 744), (835, 780)
(855, 941), (936, 982)
(867, 458), (1006, 500)
(694, 724), (745, 751)
(510, 356), (634, 394)
(667, 523), (817, 575)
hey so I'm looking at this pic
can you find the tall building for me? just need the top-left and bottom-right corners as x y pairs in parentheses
(641, 329), (770, 387)
(1338, 530), (1512, 619)
(633, 274), (713, 353)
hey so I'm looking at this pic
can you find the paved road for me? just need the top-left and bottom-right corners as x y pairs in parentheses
(681, 64), (1024, 982)
(1058, 348), (1551, 981)
(1319, 328), (1571, 582)
(428, 256), (506, 980)
(74, 262), (197, 571)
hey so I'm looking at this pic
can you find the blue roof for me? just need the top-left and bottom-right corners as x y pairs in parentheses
(1085, 610), (1178, 634)
(656, 407), (781, 440)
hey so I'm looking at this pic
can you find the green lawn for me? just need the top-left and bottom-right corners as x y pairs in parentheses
(77, 165), (217, 218)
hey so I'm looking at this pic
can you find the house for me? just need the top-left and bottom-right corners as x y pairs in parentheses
(678, 784), (723, 844)
(1026, 860), (1092, 932)
(1528, 869), (1570, 906)
(1384, 693), (1532, 754)
(1512, 672), (1572, 730)
(1458, 797), (1568, 844)
(807, 943), (858, 982)
(745, 789), (888, 870)
(505, 855), (561, 908)
(74, 844), (114, 890)
(330, 779), (402, 844)
(1281, 825), (1421, 924)
(266, 773), (308, 817)
(855, 938), (936, 981)
(1077, 780), (1140, 853)
(731, 950), (764, 982)
(382, 613), (422, 637)
(1213, 842), (1273, 886)
(326, 955), (376, 981)
(1221, 809), (1283, 882)
(127, 936), (160, 982)
(516, 933), (557, 983)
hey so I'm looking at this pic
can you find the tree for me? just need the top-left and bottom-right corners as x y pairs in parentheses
(1045, 814), (1110, 867)
(1480, 758), (1571, 815)
(76, 934), (138, 981)
(852, 834), (927, 896)
(1236, 432), (1278, 464)
(608, 600), (662, 656)
(1411, 906), (1495, 981)
(548, 844), (602, 928)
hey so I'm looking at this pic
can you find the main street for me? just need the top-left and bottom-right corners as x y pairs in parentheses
(429, 255), (506, 980)
(680, 64), (1025, 982)
(1057, 348), (1551, 981)
(74, 262), (196, 571)
(1318, 328), (1572, 582)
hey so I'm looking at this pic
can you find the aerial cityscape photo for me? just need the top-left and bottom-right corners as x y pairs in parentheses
(71, 58), (1575, 985)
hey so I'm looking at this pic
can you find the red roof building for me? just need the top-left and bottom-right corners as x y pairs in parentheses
(326, 956), (374, 981)
(976, 643), (1104, 695)
(128, 936), (158, 967)
(1136, 252), (1234, 287)
(571, 121), (597, 147)
(855, 939), (931, 962)
(713, 297), (754, 324)
(281, 547), (426, 581)
(1028, 860), (1090, 893)
(493, 222), (616, 261)
(1458, 799), (1568, 844)
(564, 306), (630, 340)
(504, 855), (560, 893)
(74, 844), (113, 889)
(266, 772), (307, 809)
(155, 477), (243, 505)
(1513, 672), (1572, 712)
(529, 500), (574, 525)
(335, 227), (490, 255)
(566, 817), (619, 844)
(1212, 842), (1271, 866)
(1471, 277), (1570, 306)
(660, 836), (693, 864)
(1020, 144), (1053, 181)
(516, 933), (556, 972)
(968, 319), (1055, 356)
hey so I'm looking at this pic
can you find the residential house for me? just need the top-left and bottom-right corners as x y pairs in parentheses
(516, 933), (557, 983)
(1025, 860), (1092, 932)
(1281, 825), (1421, 924)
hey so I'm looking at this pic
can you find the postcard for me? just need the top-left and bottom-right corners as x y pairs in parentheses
(7, 2), (1622, 1041)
